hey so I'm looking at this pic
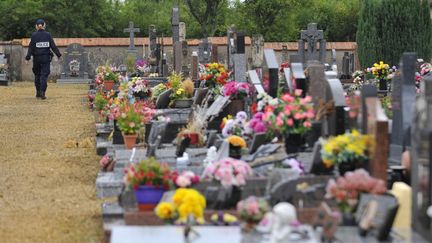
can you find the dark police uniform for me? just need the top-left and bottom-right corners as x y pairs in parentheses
(25, 19), (61, 99)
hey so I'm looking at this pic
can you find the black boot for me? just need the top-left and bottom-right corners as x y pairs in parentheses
(40, 91), (47, 100)
(36, 91), (41, 98)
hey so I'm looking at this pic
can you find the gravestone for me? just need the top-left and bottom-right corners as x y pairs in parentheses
(191, 51), (199, 82)
(291, 62), (306, 96)
(282, 45), (289, 63)
(173, 41), (182, 73)
(171, 6), (180, 44)
(227, 25), (237, 70)
(298, 23), (326, 65)
(211, 44), (218, 63)
(360, 85), (378, 134)
(148, 25), (159, 73)
(263, 49), (279, 98)
(205, 96), (231, 121)
(0, 53), (9, 86)
(233, 32), (246, 82)
(248, 70), (266, 95)
(250, 34), (264, 69)
(410, 75), (432, 239)
(181, 41), (190, 77)
(282, 68), (293, 93)
(198, 38), (211, 64)
(58, 43), (91, 84)
(365, 96), (389, 182)
(331, 49), (337, 72)
(307, 62), (327, 107)
(124, 21), (140, 55)
(325, 78), (346, 136)
(340, 52), (351, 79)
(155, 89), (172, 109)
(179, 22), (186, 42)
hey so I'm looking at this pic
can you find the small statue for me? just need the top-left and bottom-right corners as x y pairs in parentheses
(270, 202), (298, 243)
(203, 146), (217, 166)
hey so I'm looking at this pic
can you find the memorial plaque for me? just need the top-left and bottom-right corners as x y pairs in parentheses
(58, 43), (91, 84)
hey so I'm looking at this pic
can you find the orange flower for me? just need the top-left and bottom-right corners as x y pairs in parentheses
(227, 135), (247, 148)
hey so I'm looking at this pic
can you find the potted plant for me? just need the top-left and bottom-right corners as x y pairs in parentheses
(325, 169), (387, 223)
(237, 196), (270, 232)
(321, 130), (372, 175)
(221, 81), (252, 115)
(262, 89), (315, 155)
(227, 135), (247, 159)
(127, 77), (152, 101)
(96, 65), (119, 91)
(221, 111), (249, 139)
(176, 104), (208, 146)
(366, 61), (396, 91)
(116, 106), (143, 149)
(169, 74), (194, 108)
(202, 157), (253, 209)
(124, 157), (172, 211)
(155, 188), (206, 224)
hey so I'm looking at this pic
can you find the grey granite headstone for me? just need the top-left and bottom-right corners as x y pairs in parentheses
(171, 6), (180, 44)
(155, 89), (172, 109)
(173, 41), (182, 73)
(57, 43), (91, 84)
(291, 62), (306, 96)
(248, 70), (266, 95)
(191, 52), (199, 81)
(250, 34), (264, 69)
(340, 52), (351, 79)
(325, 78), (346, 136)
(263, 49), (279, 98)
(282, 45), (289, 63)
(205, 96), (231, 119)
(148, 25), (158, 73)
(360, 85), (378, 133)
(179, 22), (186, 42)
(308, 63), (327, 107)
(233, 54), (247, 82)
(282, 68), (293, 93)
(227, 25), (237, 70)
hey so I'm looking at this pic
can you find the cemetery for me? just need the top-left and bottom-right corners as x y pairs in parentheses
(1, 0), (432, 242)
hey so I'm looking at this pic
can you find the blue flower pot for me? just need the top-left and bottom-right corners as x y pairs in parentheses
(134, 185), (165, 211)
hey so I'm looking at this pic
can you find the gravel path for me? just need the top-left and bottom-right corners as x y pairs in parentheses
(0, 82), (102, 242)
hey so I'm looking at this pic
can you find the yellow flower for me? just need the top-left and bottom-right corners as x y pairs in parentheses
(223, 213), (238, 223)
(155, 202), (175, 220)
(227, 135), (247, 148)
(323, 159), (333, 168)
(176, 90), (181, 95)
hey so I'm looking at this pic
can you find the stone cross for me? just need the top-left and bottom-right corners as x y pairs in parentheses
(389, 53), (417, 165)
(250, 34), (264, 69)
(124, 21), (140, 50)
(179, 22), (186, 42)
(171, 6), (180, 44)
(299, 23), (326, 64)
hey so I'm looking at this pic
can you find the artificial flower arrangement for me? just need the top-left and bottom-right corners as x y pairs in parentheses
(416, 62), (432, 92)
(199, 62), (229, 88)
(95, 65), (120, 90)
(155, 188), (206, 224)
(227, 135), (247, 149)
(237, 196), (270, 226)
(129, 77), (152, 99)
(135, 59), (151, 74)
(202, 157), (253, 188)
(262, 89), (315, 136)
(171, 171), (200, 188)
(124, 157), (172, 190)
(246, 112), (268, 134)
(325, 169), (387, 214)
(320, 130), (373, 171)
(221, 111), (249, 138)
(94, 93), (109, 112)
(221, 81), (252, 100)
(151, 83), (169, 101)
(99, 154), (115, 172)
(367, 61), (396, 80)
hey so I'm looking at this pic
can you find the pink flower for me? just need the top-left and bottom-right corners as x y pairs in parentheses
(276, 116), (284, 126)
(287, 119), (294, 126)
(303, 121), (311, 128)
(254, 122), (267, 133)
(294, 89), (303, 96)
(129, 122), (136, 128)
(294, 113), (302, 120)
(303, 96), (312, 103)
(246, 201), (260, 215)
(176, 175), (192, 188)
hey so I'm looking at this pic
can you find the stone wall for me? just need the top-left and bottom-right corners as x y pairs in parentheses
(0, 38), (356, 82)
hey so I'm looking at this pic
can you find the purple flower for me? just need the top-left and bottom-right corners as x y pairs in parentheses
(236, 111), (247, 121)
(253, 122), (267, 133)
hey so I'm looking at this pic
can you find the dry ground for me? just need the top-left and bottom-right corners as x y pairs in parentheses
(0, 82), (103, 242)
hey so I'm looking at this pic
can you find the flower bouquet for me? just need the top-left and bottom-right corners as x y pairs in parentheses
(124, 157), (172, 210)
(246, 112), (268, 135)
(202, 157), (253, 208)
(129, 77), (152, 100)
(321, 130), (372, 175)
(227, 135), (247, 159)
(222, 81), (252, 100)
(199, 62), (229, 88)
(366, 61), (396, 91)
(96, 65), (119, 90)
(237, 196), (270, 231)
(155, 188), (206, 224)
(172, 171), (200, 188)
(262, 89), (315, 154)
(221, 112), (249, 138)
(135, 59), (150, 75)
(325, 169), (387, 215)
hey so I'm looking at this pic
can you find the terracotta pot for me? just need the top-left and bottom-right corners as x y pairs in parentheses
(104, 80), (115, 90)
(123, 133), (138, 149)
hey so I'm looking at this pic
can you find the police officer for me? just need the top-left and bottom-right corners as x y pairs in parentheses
(25, 19), (61, 100)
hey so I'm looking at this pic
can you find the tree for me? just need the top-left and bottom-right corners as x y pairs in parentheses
(183, 0), (228, 38)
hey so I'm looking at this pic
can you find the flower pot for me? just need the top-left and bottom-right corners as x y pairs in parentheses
(305, 121), (322, 148)
(229, 144), (242, 159)
(379, 78), (387, 91)
(134, 185), (166, 211)
(284, 133), (303, 156)
(182, 132), (199, 145)
(123, 133), (138, 149)
(338, 160), (367, 176)
(174, 99), (193, 108)
(104, 80), (115, 90)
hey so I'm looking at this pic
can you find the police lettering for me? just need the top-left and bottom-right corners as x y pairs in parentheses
(36, 42), (50, 48)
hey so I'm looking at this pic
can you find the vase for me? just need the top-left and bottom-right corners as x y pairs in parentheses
(284, 133), (303, 156)
(123, 133), (138, 149)
(241, 221), (257, 232)
(134, 185), (166, 211)
(174, 98), (193, 108)
(379, 78), (387, 91)
(338, 160), (367, 176)
(229, 144), (242, 159)
(342, 212), (357, 226)
(104, 80), (115, 91)
(113, 120), (124, 144)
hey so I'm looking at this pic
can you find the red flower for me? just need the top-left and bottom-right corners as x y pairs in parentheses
(250, 102), (257, 114)
(147, 171), (155, 179)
